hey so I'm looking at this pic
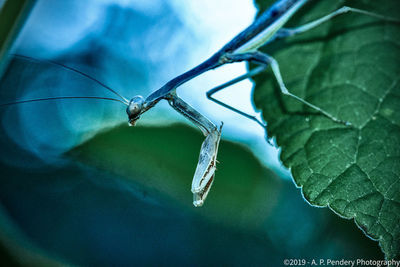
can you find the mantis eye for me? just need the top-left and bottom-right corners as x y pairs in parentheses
(126, 95), (145, 125)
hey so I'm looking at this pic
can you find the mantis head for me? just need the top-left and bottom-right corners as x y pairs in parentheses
(126, 95), (145, 126)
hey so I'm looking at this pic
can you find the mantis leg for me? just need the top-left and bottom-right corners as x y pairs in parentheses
(206, 65), (266, 128)
(168, 92), (218, 135)
(167, 93), (222, 207)
(224, 51), (349, 125)
(275, 6), (400, 39)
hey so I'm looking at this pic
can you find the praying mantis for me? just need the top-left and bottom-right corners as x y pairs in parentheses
(1, 0), (399, 207)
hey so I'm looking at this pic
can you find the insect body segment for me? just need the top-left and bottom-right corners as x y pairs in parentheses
(233, 0), (308, 54)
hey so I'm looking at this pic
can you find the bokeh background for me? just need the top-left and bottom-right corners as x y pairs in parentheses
(0, 0), (384, 265)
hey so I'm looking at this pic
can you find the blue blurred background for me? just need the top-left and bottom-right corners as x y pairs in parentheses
(0, 0), (383, 265)
(6, 0), (284, 171)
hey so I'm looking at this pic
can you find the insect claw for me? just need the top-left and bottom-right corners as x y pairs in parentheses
(191, 124), (223, 207)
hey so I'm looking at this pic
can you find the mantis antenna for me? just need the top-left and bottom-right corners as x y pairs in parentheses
(11, 54), (130, 105)
(0, 96), (128, 107)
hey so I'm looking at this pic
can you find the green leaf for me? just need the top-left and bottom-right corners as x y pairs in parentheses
(253, 0), (400, 259)
(69, 123), (283, 227)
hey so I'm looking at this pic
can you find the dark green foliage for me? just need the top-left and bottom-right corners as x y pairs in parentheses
(254, 0), (400, 259)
